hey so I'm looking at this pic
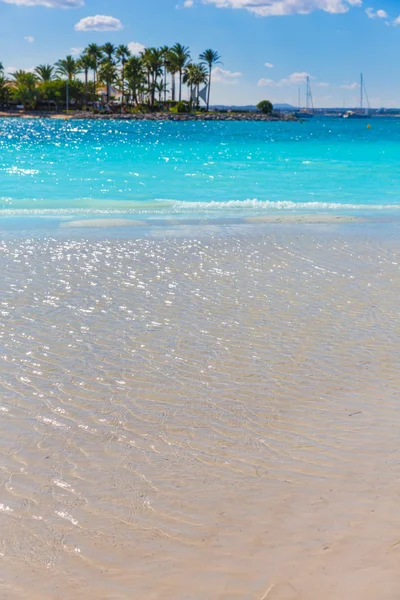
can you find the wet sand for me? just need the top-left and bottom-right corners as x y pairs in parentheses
(59, 214), (360, 229)
(1, 225), (400, 599)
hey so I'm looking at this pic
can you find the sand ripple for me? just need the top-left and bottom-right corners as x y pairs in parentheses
(1, 228), (400, 599)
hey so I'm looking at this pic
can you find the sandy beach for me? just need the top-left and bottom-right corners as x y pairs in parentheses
(2, 224), (400, 599)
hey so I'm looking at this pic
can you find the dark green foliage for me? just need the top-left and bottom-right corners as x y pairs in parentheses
(257, 100), (273, 114)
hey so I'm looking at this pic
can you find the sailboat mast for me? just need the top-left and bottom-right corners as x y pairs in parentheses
(360, 73), (363, 111)
(306, 76), (310, 111)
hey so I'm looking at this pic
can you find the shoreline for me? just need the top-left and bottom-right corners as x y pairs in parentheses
(0, 110), (297, 122)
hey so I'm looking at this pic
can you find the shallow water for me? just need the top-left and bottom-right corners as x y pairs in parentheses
(2, 224), (400, 599)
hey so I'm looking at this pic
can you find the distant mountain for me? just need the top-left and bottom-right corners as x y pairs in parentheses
(211, 103), (296, 111)
(273, 103), (297, 110)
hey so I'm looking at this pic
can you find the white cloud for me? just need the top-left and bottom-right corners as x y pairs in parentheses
(366, 7), (388, 18)
(1, 0), (83, 6)
(393, 15), (400, 25)
(316, 81), (329, 87)
(258, 71), (313, 87)
(341, 82), (359, 89)
(24, 36), (35, 42)
(128, 41), (146, 55)
(74, 15), (123, 31)
(258, 78), (275, 86)
(5, 66), (17, 74)
(202, 0), (361, 17)
(265, 62), (274, 68)
(212, 67), (242, 84)
(71, 47), (83, 55)
(176, 0), (193, 9)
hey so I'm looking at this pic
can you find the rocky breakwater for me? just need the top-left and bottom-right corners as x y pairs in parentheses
(72, 111), (298, 122)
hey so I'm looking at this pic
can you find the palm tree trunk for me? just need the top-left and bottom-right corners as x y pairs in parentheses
(164, 66), (167, 102)
(84, 70), (88, 109)
(172, 74), (175, 102)
(179, 70), (182, 102)
(207, 65), (211, 111)
(121, 64), (125, 105)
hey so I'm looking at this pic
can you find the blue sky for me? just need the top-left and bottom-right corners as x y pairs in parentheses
(1, 0), (400, 107)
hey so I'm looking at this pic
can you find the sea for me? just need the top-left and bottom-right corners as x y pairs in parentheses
(1, 117), (400, 600)
(1, 116), (400, 220)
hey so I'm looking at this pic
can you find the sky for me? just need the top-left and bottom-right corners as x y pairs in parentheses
(1, 0), (400, 107)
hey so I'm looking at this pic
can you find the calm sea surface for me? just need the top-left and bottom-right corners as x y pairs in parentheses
(2, 119), (400, 599)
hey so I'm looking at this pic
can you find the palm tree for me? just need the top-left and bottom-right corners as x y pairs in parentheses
(0, 62), (3, 73)
(125, 55), (145, 105)
(98, 60), (118, 104)
(12, 70), (36, 84)
(78, 53), (93, 108)
(0, 72), (10, 108)
(12, 71), (38, 109)
(55, 55), (80, 80)
(116, 44), (130, 105)
(171, 43), (190, 102)
(102, 43), (116, 62)
(141, 47), (163, 107)
(184, 63), (208, 109)
(87, 43), (103, 98)
(34, 64), (54, 83)
(199, 49), (222, 111)
(160, 45), (169, 102)
(166, 50), (178, 102)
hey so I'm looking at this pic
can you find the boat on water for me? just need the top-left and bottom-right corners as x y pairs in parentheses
(343, 111), (368, 119)
(294, 77), (314, 119)
(343, 74), (370, 119)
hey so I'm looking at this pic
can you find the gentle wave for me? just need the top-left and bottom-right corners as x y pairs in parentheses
(169, 199), (400, 212)
(1, 198), (400, 216)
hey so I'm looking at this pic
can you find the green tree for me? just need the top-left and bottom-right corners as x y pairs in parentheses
(125, 55), (145, 105)
(165, 50), (178, 102)
(102, 43), (116, 61)
(116, 44), (130, 104)
(160, 45), (170, 102)
(55, 55), (81, 80)
(12, 71), (38, 109)
(0, 73), (10, 108)
(98, 60), (118, 104)
(199, 49), (221, 111)
(38, 79), (63, 109)
(39, 79), (85, 110)
(87, 43), (103, 97)
(184, 63), (208, 109)
(170, 43), (190, 102)
(78, 53), (93, 108)
(34, 64), (54, 83)
(257, 100), (273, 114)
(142, 47), (163, 106)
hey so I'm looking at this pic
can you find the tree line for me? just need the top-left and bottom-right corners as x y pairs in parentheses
(0, 44), (222, 112)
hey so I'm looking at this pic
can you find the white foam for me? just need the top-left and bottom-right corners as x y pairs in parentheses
(1, 198), (400, 216)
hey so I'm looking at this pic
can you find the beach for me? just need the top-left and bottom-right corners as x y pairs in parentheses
(2, 117), (400, 599)
(2, 222), (400, 599)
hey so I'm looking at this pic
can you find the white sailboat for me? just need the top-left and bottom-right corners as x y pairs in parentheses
(294, 77), (314, 119)
(343, 74), (370, 119)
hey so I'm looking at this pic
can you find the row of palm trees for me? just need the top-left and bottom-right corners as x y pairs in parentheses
(0, 44), (222, 111)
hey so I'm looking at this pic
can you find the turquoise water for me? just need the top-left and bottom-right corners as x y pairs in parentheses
(1, 117), (400, 217)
